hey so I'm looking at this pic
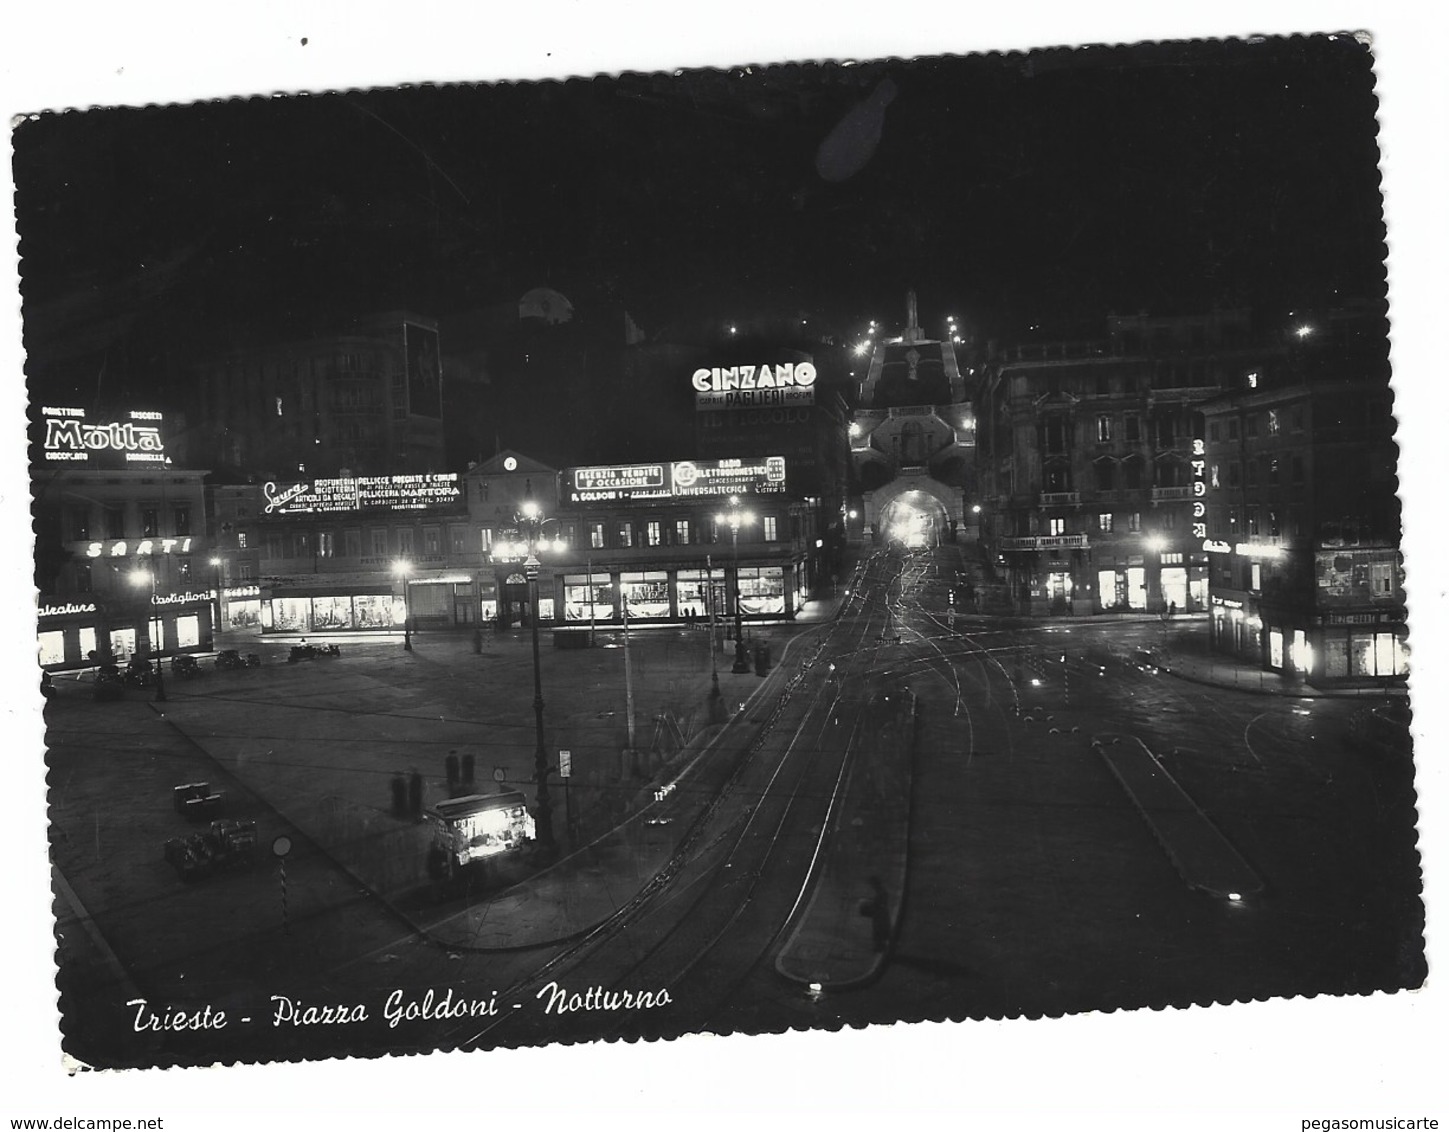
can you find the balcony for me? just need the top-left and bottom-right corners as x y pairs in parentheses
(1150, 486), (1194, 502)
(998, 534), (1090, 551)
(1039, 491), (1080, 506)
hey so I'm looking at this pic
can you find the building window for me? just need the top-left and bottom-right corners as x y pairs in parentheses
(1210, 464), (1220, 489)
(480, 528), (495, 553)
(1208, 422), (1220, 442)
(1246, 460), (1258, 487)
(238, 562), (254, 581)
(1096, 415), (1113, 442)
(675, 519), (691, 545)
(69, 507), (90, 541)
(1228, 508), (1239, 534)
(764, 516), (778, 541)
(1128, 512), (1142, 533)
(1125, 415), (1140, 443)
(1370, 562), (1395, 594)
(344, 529), (362, 558)
(1291, 406), (1305, 432)
(1097, 513), (1113, 532)
(618, 523), (633, 548)
(424, 527), (441, 554)
(1268, 458), (1280, 485)
(237, 531), (249, 550)
(1227, 418), (1240, 440)
(1094, 460), (1115, 491)
(1162, 552), (1184, 565)
(318, 531), (335, 558)
(590, 522), (606, 550)
(75, 562), (92, 594)
(1251, 562), (1262, 591)
(293, 533), (311, 558)
(1163, 510), (1178, 531)
(141, 507), (160, 538)
(645, 521), (662, 547)
(1248, 507), (1260, 536)
(450, 527), (466, 555)
(398, 529), (415, 555)
(173, 506), (192, 536)
(1292, 455), (1304, 484)
(1049, 518), (1066, 537)
(1246, 414), (1260, 438)
(371, 529), (388, 557)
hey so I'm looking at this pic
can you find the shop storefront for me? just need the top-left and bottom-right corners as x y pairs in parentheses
(262, 588), (406, 633)
(37, 594), (215, 669)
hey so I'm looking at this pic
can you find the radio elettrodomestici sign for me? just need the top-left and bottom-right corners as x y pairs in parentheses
(567, 457), (786, 504)
(691, 363), (816, 409)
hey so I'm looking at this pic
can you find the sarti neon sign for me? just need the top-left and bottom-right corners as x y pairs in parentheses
(85, 538), (195, 558)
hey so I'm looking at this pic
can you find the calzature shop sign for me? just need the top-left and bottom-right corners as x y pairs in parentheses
(263, 473), (462, 515)
(40, 406), (167, 465)
(692, 363), (816, 409)
(567, 457), (787, 504)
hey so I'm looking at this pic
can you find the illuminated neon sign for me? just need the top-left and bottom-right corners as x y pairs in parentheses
(40, 407), (167, 465)
(38, 602), (97, 618)
(262, 473), (462, 515)
(1190, 438), (1208, 541)
(566, 457), (787, 504)
(692, 363), (816, 409)
(85, 538), (196, 558)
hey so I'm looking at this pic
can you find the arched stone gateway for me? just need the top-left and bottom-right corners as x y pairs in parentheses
(867, 480), (964, 547)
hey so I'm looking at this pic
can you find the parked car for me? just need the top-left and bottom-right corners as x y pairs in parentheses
(94, 667), (126, 701)
(124, 657), (156, 688)
(288, 642), (341, 662)
(170, 655), (202, 679)
(215, 649), (261, 671)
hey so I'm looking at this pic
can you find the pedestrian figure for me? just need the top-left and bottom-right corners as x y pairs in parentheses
(1168, 600), (1177, 618)
(858, 876), (892, 953)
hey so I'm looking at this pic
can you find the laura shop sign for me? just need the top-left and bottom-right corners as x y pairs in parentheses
(40, 407), (167, 465)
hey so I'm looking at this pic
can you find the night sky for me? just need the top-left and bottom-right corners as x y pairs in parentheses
(14, 33), (1387, 411)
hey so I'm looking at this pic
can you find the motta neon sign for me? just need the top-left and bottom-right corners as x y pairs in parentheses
(42, 407), (166, 464)
(85, 538), (195, 558)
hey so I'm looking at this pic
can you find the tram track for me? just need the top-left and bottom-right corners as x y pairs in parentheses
(443, 549), (904, 1047)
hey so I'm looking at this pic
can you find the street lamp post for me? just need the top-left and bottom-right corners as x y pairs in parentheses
(394, 560), (413, 650)
(518, 501), (556, 852)
(209, 556), (224, 639)
(716, 495), (754, 674)
(129, 566), (167, 703)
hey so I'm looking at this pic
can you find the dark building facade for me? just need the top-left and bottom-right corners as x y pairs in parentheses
(191, 311), (446, 479)
(975, 310), (1278, 615)
(1200, 309), (1404, 684)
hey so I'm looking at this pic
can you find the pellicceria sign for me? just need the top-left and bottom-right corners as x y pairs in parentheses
(691, 363), (816, 409)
